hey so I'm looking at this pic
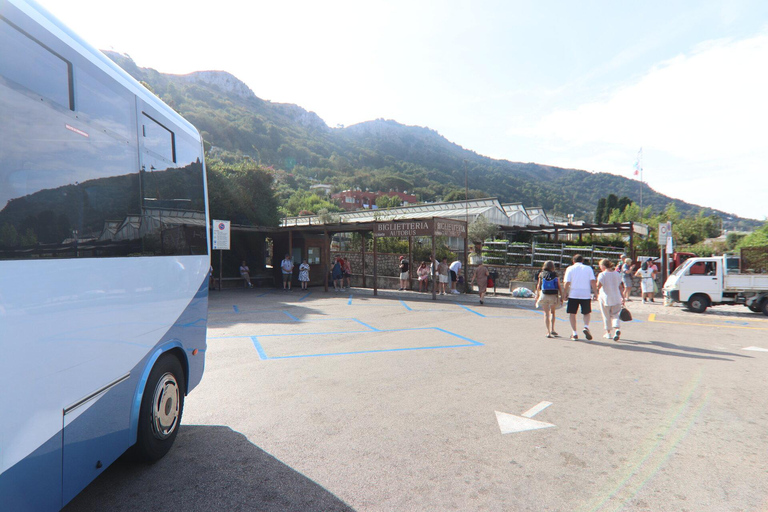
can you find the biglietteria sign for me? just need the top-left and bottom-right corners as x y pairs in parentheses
(374, 221), (432, 238)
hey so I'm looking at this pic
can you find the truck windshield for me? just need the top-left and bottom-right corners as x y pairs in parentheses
(671, 261), (691, 276)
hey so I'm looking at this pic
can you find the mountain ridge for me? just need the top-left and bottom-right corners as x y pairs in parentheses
(102, 51), (758, 229)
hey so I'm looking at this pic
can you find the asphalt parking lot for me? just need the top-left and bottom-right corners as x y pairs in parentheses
(66, 288), (768, 511)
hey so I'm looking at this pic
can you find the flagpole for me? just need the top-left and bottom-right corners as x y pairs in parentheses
(637, 148), (643, 221)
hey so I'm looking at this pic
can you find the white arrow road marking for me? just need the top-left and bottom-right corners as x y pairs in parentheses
(495, 401), (555, 434)
(743, 346), (768, 352)
(522, 401), (553, 418)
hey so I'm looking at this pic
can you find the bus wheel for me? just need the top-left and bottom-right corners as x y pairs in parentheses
(133, 353), (185, 462)
(762, 300), (768, 317)
(686, 294), (709, 314)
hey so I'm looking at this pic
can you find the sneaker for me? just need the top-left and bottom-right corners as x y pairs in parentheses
(613, 330), (621, 341)
(570, 334), (578, 341)
(550, 331), (559, 337)
(452, 290), (460, 294)
(603, 333), (612, 339)
(583, 327), (592, 341)
(546, 333), (553, 338)
(479, 299), (484, 305)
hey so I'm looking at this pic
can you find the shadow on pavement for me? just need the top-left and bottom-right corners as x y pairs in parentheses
(64, 425), (354, 512)
(582, 338), (751, 361)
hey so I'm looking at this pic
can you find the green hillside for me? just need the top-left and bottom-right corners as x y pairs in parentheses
(105, 52), (758, 230)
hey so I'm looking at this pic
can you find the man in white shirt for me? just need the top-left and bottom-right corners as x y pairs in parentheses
(449, 259), (462, 294)
(563, 254), (598, 341)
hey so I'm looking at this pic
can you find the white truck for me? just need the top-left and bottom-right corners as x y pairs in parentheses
(663, 253), (768, 315)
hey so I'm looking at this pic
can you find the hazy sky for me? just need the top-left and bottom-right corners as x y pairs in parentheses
(36, 0), (768, 220)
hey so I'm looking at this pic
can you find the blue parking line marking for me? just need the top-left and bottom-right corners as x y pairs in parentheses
(298, 291), (312, 301)
(283, 311), (300, 322)
(254, 290), (273, 298)
(348, 295), (353, 305)
(233, 305), (240, 313)
(458, 303), (486, 317)
(250, 326), (483, 360)
(251, 337), (268, 360)
(400, 300), (413, 311)
(351, 318), (380, 331)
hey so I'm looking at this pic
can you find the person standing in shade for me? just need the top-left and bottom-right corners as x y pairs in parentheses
(596, 259), (625, 341)
(635, 261), (657, 303)
(342, 258), (352, 290)
(417, 261), (430, 292)
(239, 260), (253, 289)
(398, 255), (410, 291)
(298, 259), (310, 290)
(621, 257), (634, 301)
(281, 254), (294, 291)
(331, 255), (344, 291)
(563, 254), (598, 341)
(534, 260), (564, 338)
(438, 257), (450, 295)
(470, 258), (489, 304)
(449, 258), (462, 294)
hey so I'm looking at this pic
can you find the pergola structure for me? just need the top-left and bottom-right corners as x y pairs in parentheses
(500, 221), (649, 256)
(278, 217), (468, 300)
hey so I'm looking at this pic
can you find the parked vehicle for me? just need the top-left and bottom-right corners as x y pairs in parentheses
(663, 250), (768, 315)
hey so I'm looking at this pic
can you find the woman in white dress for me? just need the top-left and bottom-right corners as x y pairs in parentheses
(634, 261), (657, 303)
(298, 259), (310, 290)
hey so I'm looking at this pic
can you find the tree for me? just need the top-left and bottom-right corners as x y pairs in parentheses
(595, 198), (607, 223)
(375, 195), (402, 209)
(468, 216), (499, 245)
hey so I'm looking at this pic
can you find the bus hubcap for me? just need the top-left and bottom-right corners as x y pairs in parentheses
(151, 372), (179, 439)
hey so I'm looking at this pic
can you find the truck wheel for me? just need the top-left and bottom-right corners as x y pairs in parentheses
(686, 294), (709, 314)
(762, 300), (768, 317)
(748, 302), (761, 313)
(132, 353), (185, 462)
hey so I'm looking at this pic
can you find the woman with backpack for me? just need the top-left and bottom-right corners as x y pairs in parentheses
(535, 260), (564, 338)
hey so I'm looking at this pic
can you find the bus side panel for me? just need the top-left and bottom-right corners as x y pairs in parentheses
(62, 378), (134, 505)
(0, 431), (63, 512)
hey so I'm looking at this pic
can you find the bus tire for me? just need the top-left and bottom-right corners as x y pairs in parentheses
(132, 353), (185, 462)
(762, 299), (768, 317)
(686, 294), (709, 314)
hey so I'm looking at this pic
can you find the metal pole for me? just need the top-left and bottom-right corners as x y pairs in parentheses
(361, 231), (366, 288)
(218, 249), (222, 291)
(432, 223), (437, 300)
(323, 229), (329, 292)
(373, 231), (378, 297)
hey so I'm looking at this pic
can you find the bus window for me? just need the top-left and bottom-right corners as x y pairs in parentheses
(142, 112), (175, 162)
(76, 67), (134, 140)
(0, 18), (72, 109)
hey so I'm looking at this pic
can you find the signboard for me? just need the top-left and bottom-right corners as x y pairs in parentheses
(434, 218), (467, 238)
(212, 219), (230, 250)
(658, 222), (671, 246)
(374, 221), (432, 238)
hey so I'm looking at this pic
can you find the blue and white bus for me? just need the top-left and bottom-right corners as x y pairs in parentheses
(0, 1), (210, 509)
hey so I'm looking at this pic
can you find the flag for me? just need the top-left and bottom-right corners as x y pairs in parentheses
(633, 147), (642, 177)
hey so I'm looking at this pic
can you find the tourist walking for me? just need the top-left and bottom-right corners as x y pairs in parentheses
(398, 255), (410, 291)
(470, 259), (489, 304)
(563, 254), (597, 341)
(417, 261), (430, 292)
(438, 257), (450, 295)
(239, 260), (253, 289)
(281, 254), (294, 290)
(596, 259), (625, 341)
(621, 257), (634, 301)
(534, 260), (564, 338)
(635, 261), (657, 303)
(298, 259), (310, 290)
(449, 258), (462, 294)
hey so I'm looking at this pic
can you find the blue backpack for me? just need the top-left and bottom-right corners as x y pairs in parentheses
(541, 273), (558, 291)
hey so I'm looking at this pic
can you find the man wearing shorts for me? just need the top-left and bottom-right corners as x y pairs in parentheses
(281, 254), (294, 290)
(563, 254), (597, 341)
(449, 259), (462, 294)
